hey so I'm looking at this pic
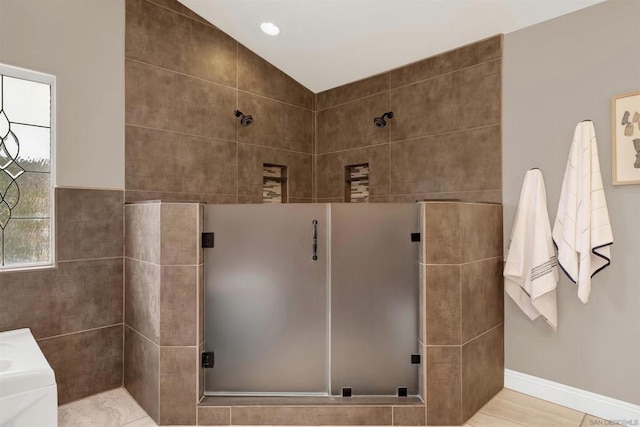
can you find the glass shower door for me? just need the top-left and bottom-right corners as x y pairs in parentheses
(330, 203), (419, 395)
(204, 204), (329, 394)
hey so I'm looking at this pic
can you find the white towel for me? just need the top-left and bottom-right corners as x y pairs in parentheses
(552, 121), (613, 304)
(504, 169), (559, 331)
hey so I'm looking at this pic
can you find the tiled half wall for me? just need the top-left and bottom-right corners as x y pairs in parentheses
(122, 200), (503, 426)
(0, 188), (124, 405)
(420, 202), (504, 425)
(124, 201), (204, 425)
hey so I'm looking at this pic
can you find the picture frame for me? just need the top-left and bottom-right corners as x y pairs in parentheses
(611, 90), (640, 185)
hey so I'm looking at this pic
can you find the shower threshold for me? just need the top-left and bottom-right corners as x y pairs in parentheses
(197, 395), (426, 426)
(198, 395), (424, 407)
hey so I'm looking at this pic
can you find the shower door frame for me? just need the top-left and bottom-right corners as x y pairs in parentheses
(203, 203), (419, 397)
(203, 203), (330, 396)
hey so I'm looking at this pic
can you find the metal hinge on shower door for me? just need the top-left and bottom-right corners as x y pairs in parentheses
(202, 352), (215, 369)
(202, 232), (214, 248)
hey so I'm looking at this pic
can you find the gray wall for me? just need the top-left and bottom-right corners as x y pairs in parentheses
(503, 0), (640, 405)
(0, 0), (126, 404)
(0, 0), (125, 189)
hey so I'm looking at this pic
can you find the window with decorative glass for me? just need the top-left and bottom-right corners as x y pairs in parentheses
(0, 64), (55, 270)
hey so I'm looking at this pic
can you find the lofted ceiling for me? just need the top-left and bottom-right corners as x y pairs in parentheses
(179, 0), (605, 93)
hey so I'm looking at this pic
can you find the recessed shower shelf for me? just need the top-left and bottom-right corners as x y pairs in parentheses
(198, 395), (424, 407)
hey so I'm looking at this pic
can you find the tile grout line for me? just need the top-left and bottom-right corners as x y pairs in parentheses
(238, 141), (313, 156)
(125, 57), (313, 112)
(55, 185), (123, 191)
(423, 323), (503, 348)
(124, 324), (160, 349)
(459, 200), (464, 425)
(143, 0), (215, 29)
(124, 122), (237, 145)
(315, 122), (501, 157)
(317, 123), (501, 159)
(124, 256), (201, 268)
(58, 256), (123, 264)
(391, 56), (502, 91)
(315, 56), (501, 112)
(199, 404), (423, 409)
(122, 199), (126, 391)
(237, 88), (314, 112)
(459, 256), (504, 266)
(461, 323), (503, 347)
(124, 57), (237, 92)
(120, 412), (148, 427)
(126, 190), (236, 200)
(120, 199), (126, 392)
(388, 73), (392, 197)
(316, 141), (391, 157)
(316, 87), (390, 112)
(458, 259), (462, 364)
(391, 188), (502, 196)
(580, 413), (587, 426)
(36, 323), (122, 342)
(386, 121), (500, 144)
(313, 104), (317, 201)
(125, 122), (313, 156)
(158, 332), (161, 425)
(459, 344), (463, 426)
(236, 41), (240, 204)
(420, 255), (503, 267)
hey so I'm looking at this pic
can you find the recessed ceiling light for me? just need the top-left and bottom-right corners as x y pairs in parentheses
(260, 22), (280, 36)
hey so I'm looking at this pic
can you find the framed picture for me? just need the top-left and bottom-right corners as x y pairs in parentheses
(612, 90), (640, 185)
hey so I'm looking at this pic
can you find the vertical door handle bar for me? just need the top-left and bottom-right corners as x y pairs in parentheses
(312, 220), (318, 260)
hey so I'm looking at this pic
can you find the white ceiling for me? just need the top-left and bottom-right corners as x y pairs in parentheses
(179, 0), (605, 93)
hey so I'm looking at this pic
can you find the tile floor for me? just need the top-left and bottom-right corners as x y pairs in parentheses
(58, 387), (622, 427)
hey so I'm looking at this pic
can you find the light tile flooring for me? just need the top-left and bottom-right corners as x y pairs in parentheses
(58, 387), (620, 427)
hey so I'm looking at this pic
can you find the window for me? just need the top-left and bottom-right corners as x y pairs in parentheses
(345, 163), (369, 203)
(262, 164), (287, 203)
(0, 64), (55, 270)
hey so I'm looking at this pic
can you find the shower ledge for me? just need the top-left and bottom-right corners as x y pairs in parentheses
(198, 395), (424, 407)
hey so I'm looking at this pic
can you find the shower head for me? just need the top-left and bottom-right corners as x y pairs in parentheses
(235, 110), (253, 126)
(374, 111), (393, 128)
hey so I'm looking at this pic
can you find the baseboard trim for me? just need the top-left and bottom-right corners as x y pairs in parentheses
(504, 369), (640, 423)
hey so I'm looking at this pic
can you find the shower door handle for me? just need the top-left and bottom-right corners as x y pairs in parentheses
(312, 220), (318, 260)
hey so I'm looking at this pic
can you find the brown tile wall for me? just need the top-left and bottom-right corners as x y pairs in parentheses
(420, 201), (504, 426)
(126, 0), (500, 206)
(315, 36), (502, 203)
(124, 201), (203, 425)
(123, 3), (503, 424)
(0, 188), (124, 404)
(125, 0), (314, 204)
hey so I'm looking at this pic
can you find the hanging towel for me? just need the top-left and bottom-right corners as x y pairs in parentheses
(552, 121), (613, 304)
(504, 169), (559, 331)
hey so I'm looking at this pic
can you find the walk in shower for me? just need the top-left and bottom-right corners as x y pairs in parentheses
(203, 203), (419, 397)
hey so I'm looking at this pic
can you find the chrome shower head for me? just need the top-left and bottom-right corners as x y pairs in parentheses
(374, 111), (393, 128)
(235, 110), (253, 126)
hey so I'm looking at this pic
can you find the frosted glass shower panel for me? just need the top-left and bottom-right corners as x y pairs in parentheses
(330, 203), (419, 395)
(204, 204), (328, 394)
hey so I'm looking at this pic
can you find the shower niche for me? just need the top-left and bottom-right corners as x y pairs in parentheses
(203, 203), (419, 396)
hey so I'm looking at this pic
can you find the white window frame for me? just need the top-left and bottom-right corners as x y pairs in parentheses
(0, 63), (56, 271)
